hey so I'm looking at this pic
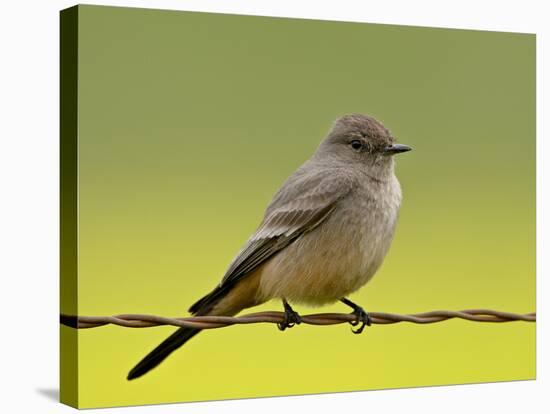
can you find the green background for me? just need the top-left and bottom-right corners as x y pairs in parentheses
(73, 5), (535, 408)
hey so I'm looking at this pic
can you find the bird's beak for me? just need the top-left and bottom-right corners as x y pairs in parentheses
(383, 143), (412, 155)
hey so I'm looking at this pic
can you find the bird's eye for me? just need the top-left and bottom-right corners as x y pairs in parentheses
(350, 140), (363, 151)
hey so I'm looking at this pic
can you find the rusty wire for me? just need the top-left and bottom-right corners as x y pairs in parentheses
(60, 309), (536, 330)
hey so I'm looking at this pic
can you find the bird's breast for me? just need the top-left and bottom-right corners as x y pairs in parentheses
(258, 177), (402, 306)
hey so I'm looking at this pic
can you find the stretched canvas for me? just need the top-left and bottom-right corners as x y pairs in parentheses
(60, 5), (536, 409)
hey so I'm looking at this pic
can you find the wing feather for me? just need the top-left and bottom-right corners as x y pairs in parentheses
(188, 170), (354, 314)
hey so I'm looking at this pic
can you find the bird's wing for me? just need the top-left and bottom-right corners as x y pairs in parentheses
(188, 170), (355, 314)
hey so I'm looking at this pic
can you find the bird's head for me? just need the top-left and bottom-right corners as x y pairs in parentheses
(316, 113), (411, 177)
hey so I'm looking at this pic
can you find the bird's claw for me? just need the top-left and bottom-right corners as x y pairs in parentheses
(349, 306), (371, 334)
(278, 303), (302, 331)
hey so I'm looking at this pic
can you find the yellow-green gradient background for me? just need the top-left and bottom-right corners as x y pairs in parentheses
(73, 5), (535, 409)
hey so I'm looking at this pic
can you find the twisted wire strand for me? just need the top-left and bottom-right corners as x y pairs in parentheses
(60, 309), (536, 330)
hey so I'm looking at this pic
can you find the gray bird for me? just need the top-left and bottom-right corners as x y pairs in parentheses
(128, 113), (411, 380)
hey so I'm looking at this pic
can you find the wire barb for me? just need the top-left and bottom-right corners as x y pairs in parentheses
(60, 309), (536, 330)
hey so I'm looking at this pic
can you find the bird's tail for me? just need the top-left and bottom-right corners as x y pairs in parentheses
(127, 284), (230, 381)
(127, 276), (256, 380)
(127, 326), (200, 380)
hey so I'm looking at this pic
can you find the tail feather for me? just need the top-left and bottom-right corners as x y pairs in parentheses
(128, 281), (246, 380)
(127, 327), (200, 380)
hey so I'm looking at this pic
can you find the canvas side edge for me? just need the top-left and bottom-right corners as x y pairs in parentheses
(60, 5), (79, 409)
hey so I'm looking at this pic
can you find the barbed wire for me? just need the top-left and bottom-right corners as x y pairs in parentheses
(60, 309), (536, 330)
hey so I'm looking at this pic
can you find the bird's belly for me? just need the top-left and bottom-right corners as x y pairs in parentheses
(258, 199), (398, 306)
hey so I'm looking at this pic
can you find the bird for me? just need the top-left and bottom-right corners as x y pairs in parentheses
(127, 113), (411, 380)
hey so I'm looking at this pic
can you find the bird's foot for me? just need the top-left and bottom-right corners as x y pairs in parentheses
(341, 298), (371, 334)
(278, 300), (302, 331)
(349, 306), (371, 334)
